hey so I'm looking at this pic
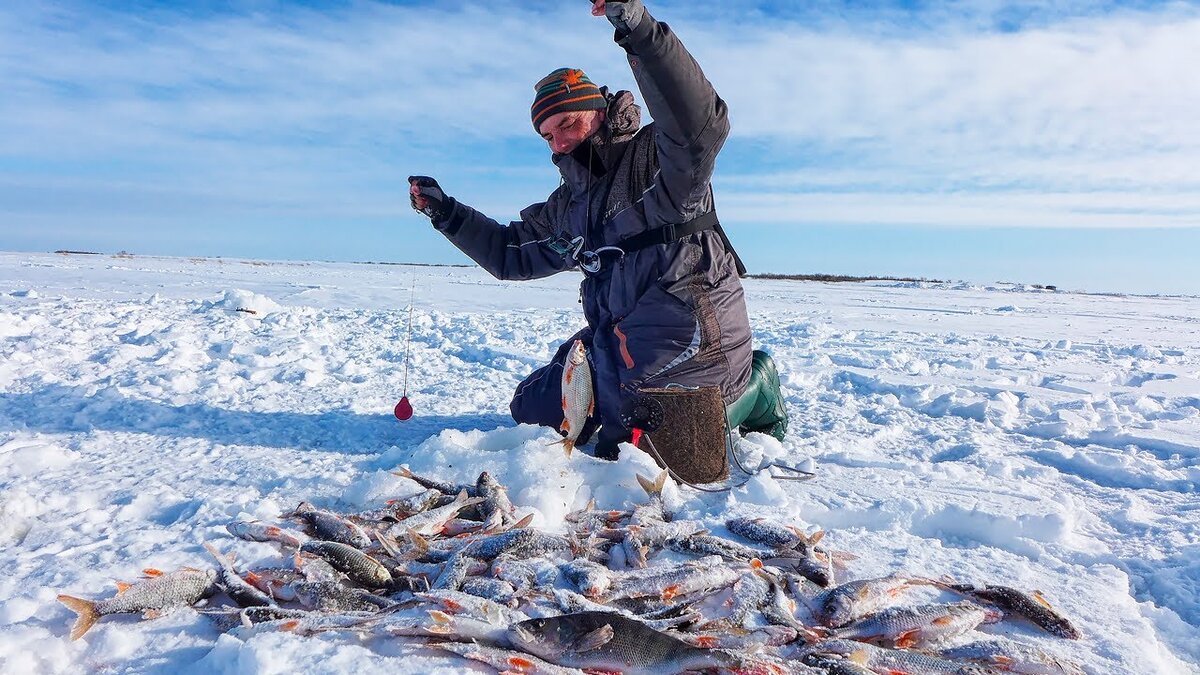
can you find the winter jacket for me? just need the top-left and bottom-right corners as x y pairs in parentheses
(433, 6), (753, 441)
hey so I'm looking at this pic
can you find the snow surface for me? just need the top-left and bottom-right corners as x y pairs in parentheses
(1, 250), (1198, 674)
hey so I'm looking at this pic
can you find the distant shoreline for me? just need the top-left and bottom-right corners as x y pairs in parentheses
(29, 249), (1191, 300)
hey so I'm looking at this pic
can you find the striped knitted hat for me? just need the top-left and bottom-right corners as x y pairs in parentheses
(530, 67), (607, 132)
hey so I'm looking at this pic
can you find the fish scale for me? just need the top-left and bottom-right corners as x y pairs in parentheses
(801, 639), (1003, 675)
(57, 568), (218, 640)
(509, 611), (746, 674)
(829, 601), (1000, 649)
(559, 339), (594, 457)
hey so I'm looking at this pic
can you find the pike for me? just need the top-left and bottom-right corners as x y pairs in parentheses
(57, 568), (217, 640)
(558, 339), (594, 456)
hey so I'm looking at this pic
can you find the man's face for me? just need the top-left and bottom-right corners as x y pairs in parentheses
(538, 109), (605, 155)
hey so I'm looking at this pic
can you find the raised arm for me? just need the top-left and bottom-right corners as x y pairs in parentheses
(597, 0), (730, 217)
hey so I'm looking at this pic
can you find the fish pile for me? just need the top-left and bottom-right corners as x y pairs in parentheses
(57, 467), (1086, 674)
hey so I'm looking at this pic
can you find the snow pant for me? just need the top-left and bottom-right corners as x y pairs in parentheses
(511, 331), (788, 459)
(509, 328), (623, 459)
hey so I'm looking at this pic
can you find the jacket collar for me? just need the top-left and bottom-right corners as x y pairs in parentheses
(552, 89), (641, 190)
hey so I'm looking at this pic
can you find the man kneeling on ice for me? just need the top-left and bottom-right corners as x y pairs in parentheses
(408, 0), (786, 463)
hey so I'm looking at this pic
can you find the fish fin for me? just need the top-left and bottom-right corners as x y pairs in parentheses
(565, 368), (574, 385)
(279, 619), (302, 632)
(390, 468), (415, 480)
(635, 473), (657, 497)
(560, 408), (570, 430)
(661, 584), (682, 601)
(848, 649), (870, 665)
(563, 439), (574, 457)
(374, 529), (402, 558)
(142, 609), (164, 620)
(114, 581), (133, 594)
(1032, 590), (1055, 609)
(808, 529), (826, 546)
(571, 624), (615, 652)
(694, 634), (719, 648)
(932, 615), (955, 626)
(505, 655), (537, 669)
(57, 595), (100, 641)
(653, 470), (668, 494)
(587, 399), (594, 416)
(202, 542), (229, 566)
(406, 529), (431, 552)
(893, 629), (919, 649)
(428, 609), (452, 624)
(142, 568), (164, 577)
(512, 513), (535, 529)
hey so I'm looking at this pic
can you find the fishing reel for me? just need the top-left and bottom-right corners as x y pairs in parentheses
(619, 394), (665, 433)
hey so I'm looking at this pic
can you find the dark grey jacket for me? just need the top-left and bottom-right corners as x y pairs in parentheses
(433, 7), (752, 438)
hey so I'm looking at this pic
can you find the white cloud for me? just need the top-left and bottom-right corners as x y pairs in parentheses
(1, 1), (1198, 232)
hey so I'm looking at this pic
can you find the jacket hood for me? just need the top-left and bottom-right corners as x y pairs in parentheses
(552, 89), (641, 187)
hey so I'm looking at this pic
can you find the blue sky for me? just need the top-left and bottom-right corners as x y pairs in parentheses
(2, 1), (1198, 295)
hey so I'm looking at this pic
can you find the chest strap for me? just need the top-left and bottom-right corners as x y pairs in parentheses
(615, 211), (747, 277)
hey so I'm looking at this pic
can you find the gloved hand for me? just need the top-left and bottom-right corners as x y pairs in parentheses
(598, 0), (644, 34)
(408, 176), (452, 222)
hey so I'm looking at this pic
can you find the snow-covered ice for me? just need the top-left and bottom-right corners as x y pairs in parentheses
(0, 251), (1197, 673)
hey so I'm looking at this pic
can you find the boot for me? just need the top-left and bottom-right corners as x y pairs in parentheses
(726, 350), (788, 441)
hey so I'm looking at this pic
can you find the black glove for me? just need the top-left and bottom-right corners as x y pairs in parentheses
(604, 0), (644, 34)
(408, 176), (451, 222)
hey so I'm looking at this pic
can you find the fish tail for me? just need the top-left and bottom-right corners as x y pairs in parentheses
(57, 595), (100, 641)
(636, 470), (669, 497)
(563, 438), (574, 457)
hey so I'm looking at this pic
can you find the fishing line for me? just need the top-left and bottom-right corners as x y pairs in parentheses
(395, 274), (416, 421)
(401, 274), (415, 397)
